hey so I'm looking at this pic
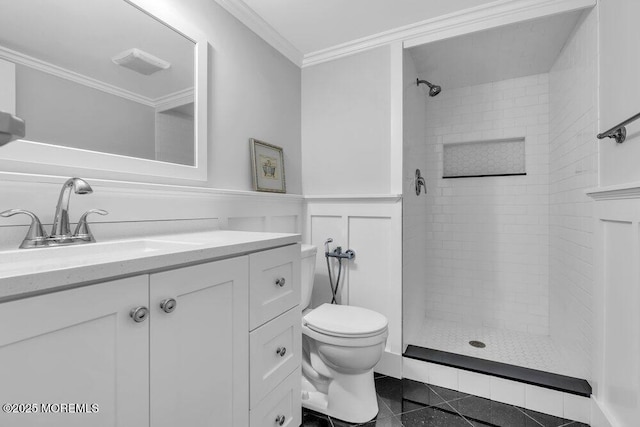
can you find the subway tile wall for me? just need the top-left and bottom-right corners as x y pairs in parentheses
(422, 73), (551, 335)
(548, 9), (597, 381)
(403, 51), (430, 346)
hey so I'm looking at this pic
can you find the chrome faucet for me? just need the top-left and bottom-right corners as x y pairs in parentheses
(51, 177), (94, 240)
(0, 177), (108, 249)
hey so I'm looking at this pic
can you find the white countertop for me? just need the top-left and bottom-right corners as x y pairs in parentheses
(0, 230), (300, 301)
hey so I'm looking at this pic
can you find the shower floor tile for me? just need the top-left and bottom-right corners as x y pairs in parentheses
(409, 318), (581, 378)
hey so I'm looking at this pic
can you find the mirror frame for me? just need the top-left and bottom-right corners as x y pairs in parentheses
(0, 0), (208, 184)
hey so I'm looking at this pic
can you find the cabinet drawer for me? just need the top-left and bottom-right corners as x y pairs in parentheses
(249, 244), (300, 330)
(250, 369), (301, 427)
(250, 307), (301, 407)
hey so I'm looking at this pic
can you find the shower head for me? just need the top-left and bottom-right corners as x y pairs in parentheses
(416, 78), (442, 97)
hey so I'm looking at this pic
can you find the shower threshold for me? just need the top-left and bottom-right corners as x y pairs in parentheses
(403, 345), (591, 397)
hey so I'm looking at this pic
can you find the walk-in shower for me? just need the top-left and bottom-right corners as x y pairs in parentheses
(402, 8), (598, 384)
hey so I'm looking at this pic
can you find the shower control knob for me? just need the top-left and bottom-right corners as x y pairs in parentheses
(276, 346), (287, 357)
(275, 277), (286, 287)
(130, 306), (149, 323)
(275, 415), (286, 426)
(160, 298), (177, 314)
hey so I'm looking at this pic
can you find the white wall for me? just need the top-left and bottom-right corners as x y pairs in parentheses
(301, 46), (391, 195)
(590, 2), (640, 425)
(305, 197), (403, 377)
(598, 0), (640, 186)
(0, 0), (303, 246)
(154, 0), (302, 193)
(156, 108), (195, 166)
(2, 0), (302, 194)
(402, 51), (429, 347)
(301, 46), (403, 377)
(548, 9), (597, 382)
(421, 74), (551, 335)
(17, 65), (157, 160)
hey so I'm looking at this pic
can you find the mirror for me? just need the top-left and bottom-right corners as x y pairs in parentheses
(0, 0), (208, 182)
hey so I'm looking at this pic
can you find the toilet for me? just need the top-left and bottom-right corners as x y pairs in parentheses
(300, 244), (388, 424)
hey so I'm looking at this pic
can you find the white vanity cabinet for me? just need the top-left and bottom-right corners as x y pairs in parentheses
(248, 244), (302, 427)
(0, 257), (249, 427)
(0, 238), (301, 427)
(0, 275), (150, 427)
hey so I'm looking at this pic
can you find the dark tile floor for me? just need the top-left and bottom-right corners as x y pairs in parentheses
(301, 374), (590, 427)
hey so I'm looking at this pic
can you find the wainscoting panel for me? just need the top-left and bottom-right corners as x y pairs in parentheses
(270, 215), (299, 234)
(227, 216), (266, 232)
(0, 172), (303, 251)
(348, 216), (393, 327)
(588, 187), (640, 426)
(308, 215), (345, 306)
(305, 195), (403, 377)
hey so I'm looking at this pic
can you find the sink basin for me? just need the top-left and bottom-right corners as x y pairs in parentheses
(0, 239), (202, 277)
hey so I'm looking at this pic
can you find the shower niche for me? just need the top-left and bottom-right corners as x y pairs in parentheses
(442, 137), (526, 178)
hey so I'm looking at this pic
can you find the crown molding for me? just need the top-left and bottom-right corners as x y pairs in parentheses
(214, 0), (303, 67)
(155, 88), (195, 112)
(302, 0), (596, 67)
(0, 45), (194, 109)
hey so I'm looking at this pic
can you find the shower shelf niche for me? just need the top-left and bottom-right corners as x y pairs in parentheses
(442, 137), (526, 179)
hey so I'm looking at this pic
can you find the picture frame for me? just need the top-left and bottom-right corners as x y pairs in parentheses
(250, 138), (286, 193)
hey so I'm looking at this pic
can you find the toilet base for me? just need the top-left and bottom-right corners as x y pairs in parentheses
(301, 369), (379, 423)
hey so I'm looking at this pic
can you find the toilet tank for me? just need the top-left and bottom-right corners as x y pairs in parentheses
(300, 244), (317, 310)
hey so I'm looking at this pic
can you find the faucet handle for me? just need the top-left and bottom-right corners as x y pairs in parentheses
(0, 209), (49, 248)
(73, 209), (108, 242)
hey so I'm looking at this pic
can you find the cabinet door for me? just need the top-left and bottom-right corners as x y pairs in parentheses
(0, 276), (149, 427)
(150, 256), (249, 427)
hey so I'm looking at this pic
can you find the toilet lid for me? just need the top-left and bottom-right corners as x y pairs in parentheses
(303, 303), (388, 337)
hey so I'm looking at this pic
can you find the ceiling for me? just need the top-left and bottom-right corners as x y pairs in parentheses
(0, 0), (194, 99)
(240, 0), (499, 54)
(409, 11), (584, 90)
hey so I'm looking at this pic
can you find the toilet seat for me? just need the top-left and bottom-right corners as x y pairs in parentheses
(303, 303), (388, 338)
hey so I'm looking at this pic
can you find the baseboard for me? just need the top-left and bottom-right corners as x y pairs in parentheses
(402, 356), (591, 424)
(590, 396), (617, 427)
(375, 350), (402, 378)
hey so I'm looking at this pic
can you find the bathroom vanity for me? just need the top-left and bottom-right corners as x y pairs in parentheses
(0, 231), (301, 427)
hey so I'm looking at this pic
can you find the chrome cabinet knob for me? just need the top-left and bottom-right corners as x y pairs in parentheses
(130, 306), (149, 323)
(276, 347), (287, 357)
(160, 298), (177, 314)
(275, 415), (286, 426)
(275, 277), (286, 287)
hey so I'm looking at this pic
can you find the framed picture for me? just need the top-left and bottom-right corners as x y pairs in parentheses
(250, 138), (286, 193)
